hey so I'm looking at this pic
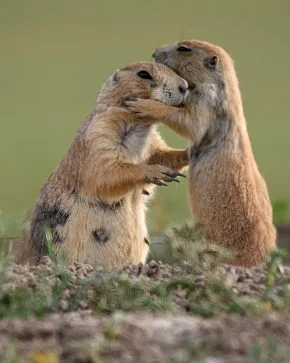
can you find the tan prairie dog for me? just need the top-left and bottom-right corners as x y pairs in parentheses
(15, 62), (189, 268)
(125, 40), (276, 267)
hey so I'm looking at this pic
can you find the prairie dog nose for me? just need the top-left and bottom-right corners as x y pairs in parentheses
(152, 48), (163, 59)
(178, 80), (188, 95)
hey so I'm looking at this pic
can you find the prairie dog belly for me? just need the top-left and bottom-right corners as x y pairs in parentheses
(57, 192), (149, 267)
(57, 124), (155, 266)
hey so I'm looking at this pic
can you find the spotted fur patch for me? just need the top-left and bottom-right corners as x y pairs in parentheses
(30, 202), (70, 245)
(92, 228), (109, 243)
(144, 238), (150, 245)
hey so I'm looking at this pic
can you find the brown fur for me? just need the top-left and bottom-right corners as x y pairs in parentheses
(125, 41), (276, 267)
(14, 62), (188, 267)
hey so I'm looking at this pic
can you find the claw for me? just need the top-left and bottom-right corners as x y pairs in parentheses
(153, 178), (168, 186)
(162, 171), (178, 179)
(162, 172), (175, 179)
(162, 171), (186, 179)
(176, 171), (186, 178)
(162, 176), (180, 183)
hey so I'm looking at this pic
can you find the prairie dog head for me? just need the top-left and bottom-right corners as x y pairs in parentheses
(98, 62), (188, 107)
(153, 40), (243, 116)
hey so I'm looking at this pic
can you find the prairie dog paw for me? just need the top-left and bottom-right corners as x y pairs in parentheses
(124, 98), (162, 119)
(143, 165), (185, 186)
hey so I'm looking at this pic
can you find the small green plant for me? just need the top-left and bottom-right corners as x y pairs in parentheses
(150, 221), (232, 273)
(44, 225), (69, 278)
(86, 271), (177, 314)
(264, 248), (289, 291)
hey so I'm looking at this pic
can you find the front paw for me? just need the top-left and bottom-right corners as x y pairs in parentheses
(123, 98), (160, 119)
(143, 165), (185, 187)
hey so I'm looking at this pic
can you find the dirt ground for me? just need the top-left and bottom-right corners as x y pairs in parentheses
(1, 311), (290, 363)
(1, 259), (290, 362)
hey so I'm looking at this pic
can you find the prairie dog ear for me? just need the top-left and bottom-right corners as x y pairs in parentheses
(204, 55), (219, 70)
(111, 69), (120, 85)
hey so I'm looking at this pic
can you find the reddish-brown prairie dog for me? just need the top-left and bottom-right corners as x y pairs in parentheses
(125, 40), (276, 267)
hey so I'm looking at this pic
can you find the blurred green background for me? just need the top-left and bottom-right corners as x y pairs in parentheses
(0, 1), (289, 233)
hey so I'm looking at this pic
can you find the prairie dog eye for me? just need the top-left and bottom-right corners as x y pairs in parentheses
(205, 55), (219, 69)
(176, 46), (192, 52)
(137, 70), (153, 80)
(112, 71), (119, 84)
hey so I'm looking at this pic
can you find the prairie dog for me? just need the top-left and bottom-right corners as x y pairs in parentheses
(125, 41), (276, 267)
(15, 62), (188, 267)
